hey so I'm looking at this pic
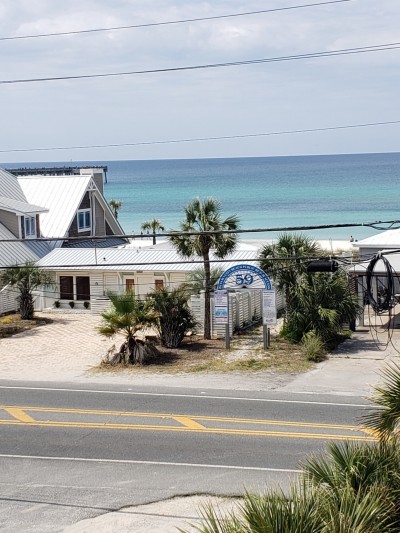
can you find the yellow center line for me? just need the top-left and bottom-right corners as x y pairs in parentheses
(173, 416), (205, 430)
(0, 405), (361, 431)
(0, 419), (375, 441)
(3, 407), (35, 423)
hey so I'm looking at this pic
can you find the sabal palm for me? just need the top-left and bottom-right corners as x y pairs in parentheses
(289, 271), (360, 342)
(1, 262), (52, 320)
(259, 233), (321, 315)
(99, 291), (155, 363)
(141, 218), (165, 245)
(188, 266), (224, 294)
(362, 363), (400, 441)
(109, 199), (122, 219)
(170, 198), (239, 339)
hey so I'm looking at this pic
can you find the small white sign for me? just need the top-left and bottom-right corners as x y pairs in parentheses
(214, 290), (229, 324)
(262, 289), (277, 325)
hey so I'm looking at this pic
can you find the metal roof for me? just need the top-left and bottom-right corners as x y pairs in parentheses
(355, 229), (400, 248)
(0, 223), (41, 268)
(18, 175), (91, 238)
(0, 168), (28, 202)
(0, 195), (48, 215)
(62, 237), (128, 249)
(351, 252), (400, 274)
(36, 248), (259, 272)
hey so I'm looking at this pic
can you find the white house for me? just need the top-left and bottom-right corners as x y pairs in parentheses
(0, 166), (127, 314)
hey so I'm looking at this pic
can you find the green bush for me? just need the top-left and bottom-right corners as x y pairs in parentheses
(146, 286), (197, 348)
(68, 301), (75, 309)
(301, 331), (326, 362)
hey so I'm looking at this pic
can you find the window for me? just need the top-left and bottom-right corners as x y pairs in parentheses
(24, 216), (36, 237)
(59, 276), (90, 300)
(155, 279), (164, 291)
(77, 209), (91, 232)
(60, 276), (73, 300)
(126, 279), (135, 292)
(76, 276), (90, 300)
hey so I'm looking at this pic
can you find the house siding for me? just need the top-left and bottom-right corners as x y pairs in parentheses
(0, 209), (20, 237)
(94, 197), (106, 236)
(79, 192), (91, 210)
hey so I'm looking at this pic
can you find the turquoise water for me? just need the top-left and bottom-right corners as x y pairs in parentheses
(5, 152), (400, 241)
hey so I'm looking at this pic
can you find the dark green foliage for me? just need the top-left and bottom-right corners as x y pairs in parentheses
(1, 262), (53, 320)
(259, 233), (321, 316)
(259, 233), (359, 345)
(99, 291), (156, 364)
(362, 363), (400, 440)
(286, 271), (360, 343)
(146, 286), (197, 348)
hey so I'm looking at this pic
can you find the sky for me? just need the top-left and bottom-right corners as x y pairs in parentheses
(0, 0), (399, 163)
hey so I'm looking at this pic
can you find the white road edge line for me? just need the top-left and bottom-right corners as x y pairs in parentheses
(0, 454), (301, 473)
(0, 386), (368, 408)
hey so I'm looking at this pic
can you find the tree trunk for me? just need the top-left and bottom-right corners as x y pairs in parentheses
(152, 233), (156, 246)
(203, 252), (211, 340)
(19, 289), (34, 320)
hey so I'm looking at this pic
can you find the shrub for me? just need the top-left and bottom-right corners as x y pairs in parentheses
(83, 301), (90, 309)
(54, 300), (60, 308)
(301, 331), (326, 362)
(68, 301), (75, 309)
(146, 286), (197, 348)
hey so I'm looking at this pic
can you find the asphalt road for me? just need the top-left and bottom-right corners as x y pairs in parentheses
(0, 380), (372, 532)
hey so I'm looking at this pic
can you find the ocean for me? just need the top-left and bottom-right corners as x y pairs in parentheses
(5, 152), (400, 241)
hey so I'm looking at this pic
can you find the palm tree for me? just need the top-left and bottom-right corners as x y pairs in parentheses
(362, 363), (400, 441)
(1, 262), (53, 320)
(289, 271), (360, 343)
(99, 291), (156, 364)
(141, 218), (165, 245)
(187, 266), (224, 294)
(169, 198), (239, 340)
(146, 285), (197, 348)
(259, 233), (321, 317)
(108, 199), (122, 219)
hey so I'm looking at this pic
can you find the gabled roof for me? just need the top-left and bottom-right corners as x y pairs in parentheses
(0, 195), (48, 216)
(36, 247), (259, 272)
(18, 174), (93, 238)
(18, 174), (125, 240)
(0, 168), (26, 202)
(355, 229), (400, 248)
(0, 223), (41, 268)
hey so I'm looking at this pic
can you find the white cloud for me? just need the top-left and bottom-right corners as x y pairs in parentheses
(0, 0), (399, 162)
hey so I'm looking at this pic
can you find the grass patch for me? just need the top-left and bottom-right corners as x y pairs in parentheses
(94, 329), (313, 375)
(0, 313), (52, 338)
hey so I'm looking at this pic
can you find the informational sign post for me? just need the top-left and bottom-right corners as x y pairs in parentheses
(214, 289), (228, 324)
(214, 289), (230, 349)
(262, 289), (277, 325)
(262, 289), (277, 350)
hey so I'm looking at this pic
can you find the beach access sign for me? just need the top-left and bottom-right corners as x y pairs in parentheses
(214, 289), (229, 324)
(262, 289), (277, 325)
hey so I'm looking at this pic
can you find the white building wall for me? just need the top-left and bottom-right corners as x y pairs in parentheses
(0, 284), (18, 315)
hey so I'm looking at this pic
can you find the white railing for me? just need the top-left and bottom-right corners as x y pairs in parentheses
(0, 283), (18, 315)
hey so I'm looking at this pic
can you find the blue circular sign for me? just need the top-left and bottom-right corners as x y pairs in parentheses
(217, 264), (272, 290)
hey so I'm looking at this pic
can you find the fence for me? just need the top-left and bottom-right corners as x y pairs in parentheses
(0, 284), (18, 315)
(190, 289), (285, 338)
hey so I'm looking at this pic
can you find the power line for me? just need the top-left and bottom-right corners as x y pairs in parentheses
(1, 119), (399, 154)
(1, 41), (398, 85)
(1, 219), (399, 243)
(0, 1), (351, 42)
